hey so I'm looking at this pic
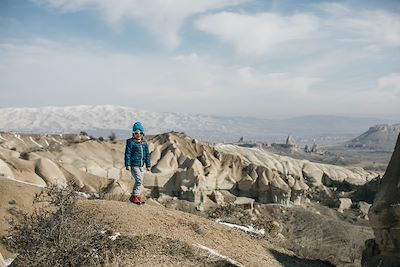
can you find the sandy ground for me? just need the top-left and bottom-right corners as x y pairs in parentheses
(77, 199), (333, 267)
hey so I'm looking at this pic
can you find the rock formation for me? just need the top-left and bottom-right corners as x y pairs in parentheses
(0, 132), (381, 208)
(286, 135), (298, 148)
(362, 133), (400, 266)
(349, 124), (400, 152)
(310, 143), (323, 154)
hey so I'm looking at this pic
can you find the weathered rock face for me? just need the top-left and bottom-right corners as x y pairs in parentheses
(34, 158), (67, 187)
(349, 124), (400, 152)
(337, 198), (352, 213)
(311, 143), (320, 153)
(0, 131), (381, 208)
(286, 135), (298, 148)
(362, 133), (400, 267)
(0, 158), (14, 179)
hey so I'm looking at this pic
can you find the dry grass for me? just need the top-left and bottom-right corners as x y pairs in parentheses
(257, 203), (373, 266)
(3, 186), (133, 267)
(3, 187), (249, 267)
(207, 203), (280, 238)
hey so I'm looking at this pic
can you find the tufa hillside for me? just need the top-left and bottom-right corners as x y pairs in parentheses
(0, 131), (390, 266)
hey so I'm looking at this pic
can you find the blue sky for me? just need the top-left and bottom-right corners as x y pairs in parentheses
(0, 0), (399, 119)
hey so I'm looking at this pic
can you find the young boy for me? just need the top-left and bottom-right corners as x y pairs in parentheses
(124, 121), (151, 205)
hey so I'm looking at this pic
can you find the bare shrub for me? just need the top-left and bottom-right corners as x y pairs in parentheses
(48, 141), (62, 152)
(207, 203), (277, 236)
(268, 205), (369, 265)
(19, 152), (30, 160)
(4, 186), (133, 267)
(207, 203), (251, 224)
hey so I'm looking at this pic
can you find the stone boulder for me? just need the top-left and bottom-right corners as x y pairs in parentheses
(358, 201), (371, 219)
(34, 158), (67, 187)
(337, 198), (352, 213)
(302, 163), (323, 185)
(362, 133), (400, 266)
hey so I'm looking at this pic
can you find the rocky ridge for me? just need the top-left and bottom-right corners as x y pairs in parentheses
(0, 131), (380, 207)
(362, 133), (400, 266)
(0, 131), (385, 266)
(0, 105), (396, 143)
(347, 124), (400, 152)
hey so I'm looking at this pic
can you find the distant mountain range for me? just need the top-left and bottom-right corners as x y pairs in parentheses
(347, 124), (400, 151)
(0, 105), (397, 144)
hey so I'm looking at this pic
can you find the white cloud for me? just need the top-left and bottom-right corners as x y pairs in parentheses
(314, 3), (351, 16)
(235, 67), (320, 95)
(378, 73), (400, 94)
(34, 0), (251, 49)
(195, 12), (320, 55)
(0, 38), (328, 117)
(193, 7), (400, 57)
(341, 10), (400, 46)
(172, 53), (201, 64)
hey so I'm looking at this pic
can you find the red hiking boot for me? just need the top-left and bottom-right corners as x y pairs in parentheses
(129, 195), (141, 205)
(137, 196), (145, 205)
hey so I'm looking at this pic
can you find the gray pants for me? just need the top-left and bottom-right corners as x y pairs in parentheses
(131, 167), (144, 196)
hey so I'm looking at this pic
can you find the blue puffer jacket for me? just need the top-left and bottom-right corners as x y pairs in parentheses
(124, 138), (151, 168)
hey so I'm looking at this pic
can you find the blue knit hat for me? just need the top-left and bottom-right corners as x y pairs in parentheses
(132, 121), (145, 133)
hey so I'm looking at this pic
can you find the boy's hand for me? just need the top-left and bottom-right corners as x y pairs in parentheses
(125, 166), (130, 171)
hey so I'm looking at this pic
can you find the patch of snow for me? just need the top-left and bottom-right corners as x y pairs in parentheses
(4, 258), (15, 267)
(44, 139), (49, 146)
(51, 137), (63, 145)
(0, 176), (45, 188)
(109, 232), (120, 241)
(215, 219), (265, 236)
(75, 191), (91, 199)
(0, 134), (7, 141)
(194, 244), (244, 267)
(29, 136), (43, 148)
(14, 134), (25, 143)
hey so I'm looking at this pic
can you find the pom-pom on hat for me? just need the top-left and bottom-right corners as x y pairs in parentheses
(132, 121), (145, 133)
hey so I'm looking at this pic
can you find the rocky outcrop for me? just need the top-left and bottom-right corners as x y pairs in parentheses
(310, 143), (321, 153)
(349, 124), (400, 152)
(137, 133), (379, 206)
(337, 198), (352, 213)
(302, 163), (324, 185)
(34, 158), (67, 187)
(358, 201), (371, 219)
(0, 131), (381, 208)
(0, 158), (14, 179)
(362, 133), (400, 266)
(286, 135), (298, 148)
